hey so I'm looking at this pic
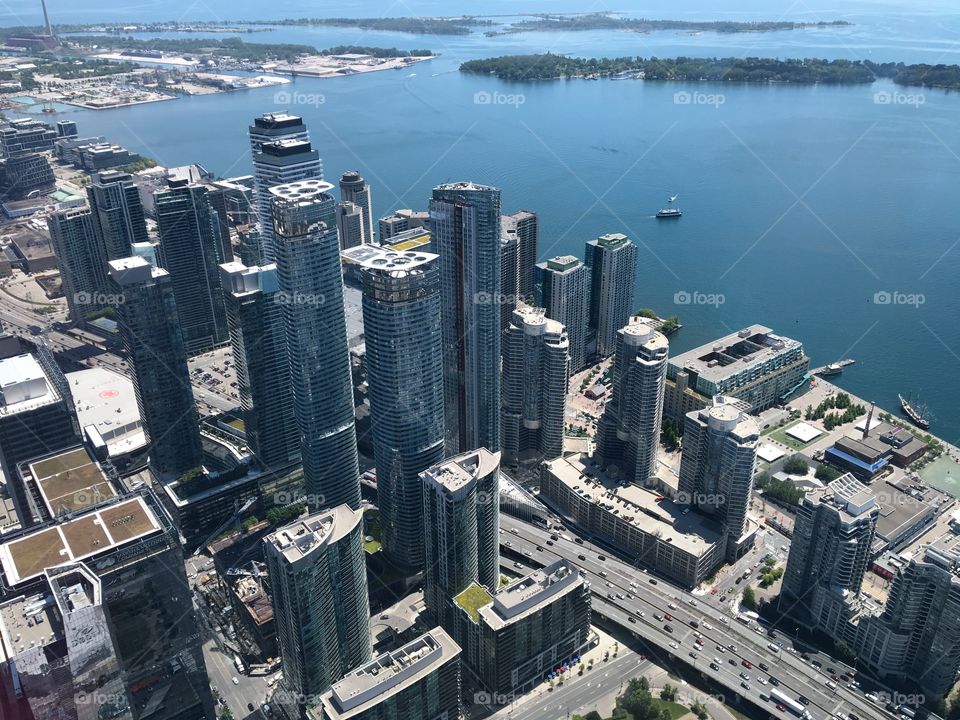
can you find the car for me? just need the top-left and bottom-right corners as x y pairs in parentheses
(690, 652), (698, 659)
(758, 678), (768, 685)
(728, 645), (737, 652)
(827, 667), (835, 674)
(523, 550), (532, 557)
(695, 638), (704, 646)
(848, 714), (860, 720)
(616, 593), (625, 600)
(628, 616), (637, 623)
(688, 598), (698, 606)
(630, 581), (639, 589)
(767, 643), (780, 653)
(664, 624), (674, 633)
(655, 613), (663, 621)
(649, 578), (658, 585)
(798, 696), (810, 706)
(776, 705), (786, 712)
(769, 677), (780, 686)
(536, 546), (544, 551)
(831, 675), (840, 682)
(639, 611), (645, 617)
(232, 677), (239, 685)
(607, 592), (614, 599)
(668, 602), (678, 610)
(702, 622), (713, 630)
(505, 541), (512, 547)
(741, 681), (750, 690)
(719, 616), (729, 625)
(716, 645), (726, 653)
(599, 571), (608, 577)
(710, 662), (720, 671)
(690, 621), (699, 629)
(728, 658), (737, 666)
(759, 662), (769, 672)
(248, 704), (255, 712)
(513, 562), (523, 568)
(546, 540), (554, 545)
(575, 537), (584, 544)
(735, 577), (742, 584)
(664, 613), (672, 621)
(598, 555), (606, 560)
(606, 582), (614, 588)
(812, 660), (822, 669)
(669, 642), (678, 649)
(578, 554), (587, 560)
(826, 681), (838, 690)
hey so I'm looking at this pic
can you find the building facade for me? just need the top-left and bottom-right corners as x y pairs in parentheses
(355, 247), (444, 572)
(336, 201), (365, 250)
(502, 210), (538, 301)
(594, 318), (669, 486)
(678, 399), (760, 561)
(47, 207), (101, 322)
(108, 256), (203, 478)
(339, 171), (373, 244)
(535, 255), (591, 373)
(498, 230), (519, 331)
(584, 233), (636, 358)
(87, 171), (150, 291)
(501, 306), (568, 472)
(431, 182), (502, 455)
(272, 180), (361, 511)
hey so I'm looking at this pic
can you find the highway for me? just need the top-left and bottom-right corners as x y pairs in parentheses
(499, 514), (896, 720)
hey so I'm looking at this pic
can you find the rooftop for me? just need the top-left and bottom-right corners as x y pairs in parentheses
(268, 178), (335, 203)
(481, 560), (584, 630)
(28, 445), (117, 517)
(263, 505), (361, 566)
(341, 245), (437, 274)
(320, 628), (461, 720)
(420, 448), (500, 499)
(669, 324), (803, 383)
(0, 591), (62, 666)
(0, 353), (49, 411)
(453, 583), (493, 622)
(108, 255), (168, 285)
(66, 366), (144, 454)
(543, 255), (581, 272)
(0, 495), (161, 586)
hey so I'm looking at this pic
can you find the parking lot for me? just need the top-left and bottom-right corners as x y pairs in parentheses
(187, 345), (239, 414)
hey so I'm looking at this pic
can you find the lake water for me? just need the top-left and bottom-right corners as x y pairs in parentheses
(6, 1), (960, 440)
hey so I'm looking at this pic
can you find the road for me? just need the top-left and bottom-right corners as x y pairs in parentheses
(499, 514), (897, 720)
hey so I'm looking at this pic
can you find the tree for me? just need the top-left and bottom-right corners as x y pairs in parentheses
(815, 463), (842, 482)
(783, 455), (809, 475)
(635, 308), (658, 318)
(692, 702), (710, 720)
(584, 713), (604, 720)
(834, 639), (856, 664)
(742, 585), (758, 611)
(660, 684), (678, 702)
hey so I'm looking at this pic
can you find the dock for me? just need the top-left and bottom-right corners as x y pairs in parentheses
(811, 358), (856, 376)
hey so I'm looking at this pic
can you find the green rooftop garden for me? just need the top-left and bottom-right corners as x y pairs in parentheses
(454, 583), (493, 622)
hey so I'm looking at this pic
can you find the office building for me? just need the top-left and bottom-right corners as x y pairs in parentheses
(0, 118), (56, 155)
(665, 325), (810, 420)
(221, 261), (300, 471)
(336, 201), (366, 250)
(431, 182), (502, 454)
(264, 506), (372, 709)
(856, 547), (960, 701)
(502, 210), (538, 300)
(535, 255), (591, 372)
(272, 180), (360, 511)
(501, 306), (569, 472)
(86, 171), (150, 290)
(253, 139), (323, 262)
(0, 153), (54, 200)
(75, 142), (142, 173)
(56, 119), (78, 138)
(108, 256), (203, 478)
(453, 560), (591, 695)
(499, 230), (519, 331)
(780, 475), (879, 637)
(594, 317), (669, 486)
(421, 448), (501, 631)
(678, 398), (760, 561)
(353, 246), (444, 572)
(0, 345), (80, 525)
(313, 628), (462, 720)
(249, 111), (312, 154)
(0, 490), (216, 720)
(379, 209), (429, 241)
(339, 171), (373, 244)
(47, 207), (101, 322)
(584, 233), (636, 358)
(154, 179), (229, 354)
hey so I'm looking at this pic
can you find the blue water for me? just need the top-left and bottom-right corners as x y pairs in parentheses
(7, 1), (960, 440)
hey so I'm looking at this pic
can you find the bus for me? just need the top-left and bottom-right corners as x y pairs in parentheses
(770, 689), (810, 718)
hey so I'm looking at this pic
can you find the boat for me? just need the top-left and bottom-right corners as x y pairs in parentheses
(819, 363), (843, 377)
(656, 207), (682, 218)
(899, 393), (930, 429)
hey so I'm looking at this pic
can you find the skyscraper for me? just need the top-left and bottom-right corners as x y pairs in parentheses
(594, 317), (668, 486)
(535, 255), (591, 372)
(264, 506), (371, 712)
(47, 207), (100, 322)
(336, 201), (365, 250)
(248, 111), (311, 155)
(501, 306), (569, 471)
(431, 182), (502, 455)
(221, 261), (300, 471)
(678, 398), (759, 561)
(272, 180), (360, 511)
(354, 246), (444, 572)
(339, 171), (373, 244)
(87, 171), (149, 289)
(253, 139), (323, 262)
(584, 233), (637, 358)
(421, 448), (501, 631)
(780, 475), (878, 636)
(501, 210), (538, 301)
(154, 179), (228, 354)
(498, 229), (519, 331)
(108, 256), (203, 478)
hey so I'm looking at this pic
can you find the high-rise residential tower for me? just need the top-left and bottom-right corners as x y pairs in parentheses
(248, 111), (311, 155)
(272, 180), (360, 511)
(502, 210), (538, 300)
(430, 182), (502, 455)
(501, 306), (569, 472)
(336, 201), (365, 250)
(585, 233), (637, 358)
(47, 207), (101, 322)
(264, 506), (372, 712)
(154, 179), (228, 354)
(535, 255), (591, 372)
(221, 261), (300, 471)
(678, 398), (759, 561)
(594, 317), (668, 486)
(421, 448), (501, 631)
(352, 246), (444, 572)
(339, 171), (373, 244)
(253, 139), (323, 262)
(108, 256), (203, 478)
(498, 229), (519, 331)
(87, 171), (149, 289)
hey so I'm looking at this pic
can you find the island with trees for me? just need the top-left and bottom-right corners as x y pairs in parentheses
(488, 13), (851, 36)
(460, 54), (960, 90)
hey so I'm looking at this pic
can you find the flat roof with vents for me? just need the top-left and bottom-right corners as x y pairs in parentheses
(29, 446), (118, 517)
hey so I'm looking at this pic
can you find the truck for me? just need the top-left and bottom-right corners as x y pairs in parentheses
(770, 689), (811, 718)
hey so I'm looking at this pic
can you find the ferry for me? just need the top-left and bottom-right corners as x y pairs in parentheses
(656, 207), (682, 218)
(899, 393), (930, 430)
(819, 363), (843, 376)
